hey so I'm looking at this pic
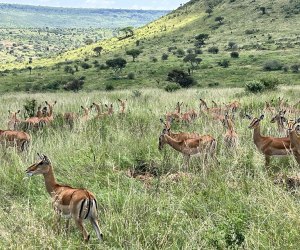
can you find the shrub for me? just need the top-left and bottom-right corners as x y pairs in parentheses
(208, 82), (220, 87)
(162, 53), (169, 60)
(98, 64), (109, 70)
(175, 48), (185, 58)
(164, 83), (181, 92)
(230, 51), (239, 58)
(64, 65), (75, 74)
(168, 46), (177, 52)
(151, 57), (158, 63)
(283, 65), (289, 72)
(167, 69), (197, 88)
(228, 41), (237, 49)
(23, 99), (37, 118)
(218, 59), (230, 68)
(263, 60), (283, 71)
(291, 64), (299, 73)
(208, 46), (219, 54)
(259, 77), (280, 90)
(195, 49), (203, 54)
(128, 72), (135, 80)
(63, 76), (85, 92)
(105, 83), (114, 91)
(81, 62), (91, 69)
(245, 81), (265, 93)
(132, 90), (142, 97)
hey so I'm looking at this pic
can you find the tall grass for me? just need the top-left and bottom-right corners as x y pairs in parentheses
(1, 88), (300, 249)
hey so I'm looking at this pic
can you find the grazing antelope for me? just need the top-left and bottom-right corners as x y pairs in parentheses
(7, 109), (21, 130)
(104, 104), (114, 116)
(158, 129), (217, 169)
(25, 154), (103, 242)
(247, 114), (296, 167)
(225, 100), (240, 113)
(270, 110), (287, 136)
(0, 129), (30, 151)
(118, 99), (127, 114)
(223, 115), (238, 148)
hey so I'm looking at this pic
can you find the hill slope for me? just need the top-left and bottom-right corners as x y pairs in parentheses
(0, 3), (169, 28)
(0, 0), (299, 92)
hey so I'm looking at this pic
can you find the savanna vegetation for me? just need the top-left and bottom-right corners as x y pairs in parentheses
(1, 87), (300, 248)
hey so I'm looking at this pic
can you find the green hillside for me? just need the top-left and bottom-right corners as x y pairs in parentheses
(0, 4), (169, 28)
(0, 0), (299, 92)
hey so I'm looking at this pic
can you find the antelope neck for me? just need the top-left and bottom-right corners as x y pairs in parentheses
(43, 166), (59, 195)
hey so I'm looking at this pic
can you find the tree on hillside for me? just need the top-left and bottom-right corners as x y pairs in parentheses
(260, 7), (266, 14)
(194, 34), (209, 48)
(183, 54), (202, 68)
(126, 49), (142, 62)
(106, 57), (127, 76)
(167, 69), (196, 88)
(93, 46), (103, 57)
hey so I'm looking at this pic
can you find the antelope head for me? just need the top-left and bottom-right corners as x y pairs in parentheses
(248, 114), (264, 129)
(26, 153), (52, 177)
(8, 109), (21, 120)
(158, 128), (169, 151)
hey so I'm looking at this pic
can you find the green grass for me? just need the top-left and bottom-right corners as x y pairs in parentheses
(1, 87), (300, 248)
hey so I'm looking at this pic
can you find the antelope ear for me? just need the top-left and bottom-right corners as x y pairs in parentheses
(283, 110), (286, 114)
(45, 101), (49, 105)
(259, 114), (265, 120)
(37, 153), (43, 159)
(17, 110), (21, 113)
(8, 110), (11, 114)
(105, 104), (108, 108)
(118, 99), (121, 102)
(160, 118), (164, 124)
(54, 101), (57, 105)
(81, 106), (84, 109)
(42, 154), (51, 164)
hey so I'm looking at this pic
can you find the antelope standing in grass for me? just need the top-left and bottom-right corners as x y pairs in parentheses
(0, 129), (30, 151)
(118, 99), (127, 114)
(270, 110), (287, 136)
(7, 109), (21, 130)
(25, 154), (103, 242)
(158, 127), (217, 169)
(166, 102), (183, 121)
(81, 106), (91, 121)
(223, 115), (238, 148)
(104, 104), (114, 116)
(287, 119), (300, 163)
(41, 101), (57, 123)
(247, 114), (296, 167)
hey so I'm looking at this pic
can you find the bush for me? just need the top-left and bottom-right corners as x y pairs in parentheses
(291, 64), (299, 73)
(168, 46), (177, 52)
(208, 46), (219, 54)
(194, 49), (203, 54)
(162, 53), (169, 60)
(132, 90), (142, 97)
(98, 64), (109, 70)
(105, 83), (114, 91)
(245, 81), (265, 93)
(128, 72), (135, 80)
(263, 60), (283, 71)
(64, 65), (75, 74)
(218, 59), (230, 68)
(228, 41), (237, 50)
(63, 76), (85, 92)
(245, 77), (280, 93)
(260, 77), (280, 90)
(81, 62), (92, 69)
(23, 99), (37, 118)
(164, 83), (181, 92)
(167, 69), (197, 88)
(151, 57), (158, 63)
(230, 51), (239, 58)
(283, 65), (289, 72)
(175, 48), (185, 58)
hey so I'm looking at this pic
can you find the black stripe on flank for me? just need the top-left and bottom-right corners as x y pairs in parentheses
(84, 198), (91, 219)
(94, 199), (98, 210)
(79, 199), (85, 219)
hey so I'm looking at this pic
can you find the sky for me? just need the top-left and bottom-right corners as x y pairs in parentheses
(0, 0), (190, 10)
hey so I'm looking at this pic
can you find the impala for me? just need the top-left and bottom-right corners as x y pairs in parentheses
(223, 115), (238, 148)
(247, 114), (295, 166)
(0, 129), (30, 151)
(81, 106), (91, 121)
(158, 130), (217, 169)
(287, 119), (300, 162)
(25, 154), (103, 242)
(166, 102), (182, 121)
(270, 110), (287, 136)
(118, 99), (127, 114)
(36, 105), (43, 118)
(7, 109), (21, 130)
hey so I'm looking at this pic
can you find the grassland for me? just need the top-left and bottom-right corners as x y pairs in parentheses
(0, 0), (299, 92)
(1, 87), (300, 249)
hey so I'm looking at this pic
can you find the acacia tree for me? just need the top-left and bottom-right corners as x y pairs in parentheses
(194, 34), (209, 48)
(93, 46), (103, 56)
(106, 57), (127, 77)
(120, 27), (134, 38)
(126, 49), (142, 62)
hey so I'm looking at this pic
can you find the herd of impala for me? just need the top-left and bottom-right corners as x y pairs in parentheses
(1, 96), (300, 242)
